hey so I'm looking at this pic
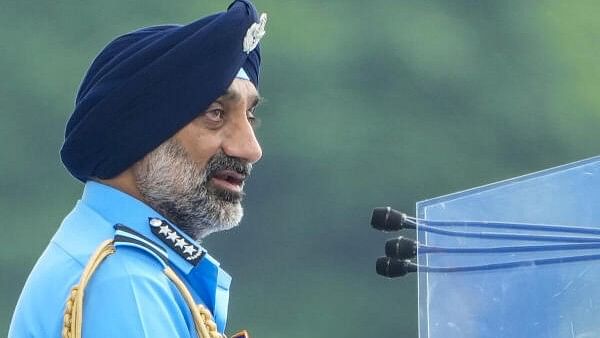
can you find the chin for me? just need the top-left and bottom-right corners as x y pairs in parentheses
(195, 201), (244, 240)
(217, 201), (244, 229)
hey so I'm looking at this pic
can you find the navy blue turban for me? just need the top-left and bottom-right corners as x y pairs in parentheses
(61, 0), (264, 182)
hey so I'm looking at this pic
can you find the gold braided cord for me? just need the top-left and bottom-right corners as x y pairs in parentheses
(163, 266), (225, 338)
(61, 239), (230, 338)
(231, 330), (250, 338)
(62, 239), (115, 338)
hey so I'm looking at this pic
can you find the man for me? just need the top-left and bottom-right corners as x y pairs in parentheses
(9, 0), (267, 337)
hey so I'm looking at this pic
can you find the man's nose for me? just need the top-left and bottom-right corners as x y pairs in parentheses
(222, 119), (262, 164)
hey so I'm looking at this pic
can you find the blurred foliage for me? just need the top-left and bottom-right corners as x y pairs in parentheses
(2, 0), (600, 337)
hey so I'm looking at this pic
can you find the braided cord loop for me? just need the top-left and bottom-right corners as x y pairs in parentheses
(61, 239), (230, 338)
(163, 266), (225, 338)
(62, 239), (115, 338)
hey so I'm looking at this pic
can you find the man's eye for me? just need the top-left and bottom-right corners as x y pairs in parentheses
(248, 113), (261, 129)
(205, 109), (224, 122)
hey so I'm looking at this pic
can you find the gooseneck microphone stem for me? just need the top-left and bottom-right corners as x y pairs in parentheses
(406, 217), (600, 242)
(419, 253), (600, 273)
(409, 217), (600, 236)
(417, 224), (600, 242)
(377, 253), (600, 277)
(371, 207), (600, 241)
(420, 242), (600, 254)
(385, 237), (600, 259)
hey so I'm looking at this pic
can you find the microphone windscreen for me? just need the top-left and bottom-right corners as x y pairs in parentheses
(371, 207), (406, 231)
(385, 237), (417, 259)
(376, 257), (416, 278)
(371, 207), (390, 230)
(376, 256), (392, 276)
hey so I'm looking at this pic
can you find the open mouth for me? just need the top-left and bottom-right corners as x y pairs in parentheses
(210, 170), (246, 192)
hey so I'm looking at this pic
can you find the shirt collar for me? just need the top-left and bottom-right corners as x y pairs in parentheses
(80, 181), (231, 287)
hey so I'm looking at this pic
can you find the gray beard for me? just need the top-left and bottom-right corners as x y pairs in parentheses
(133, 138), (251, 241)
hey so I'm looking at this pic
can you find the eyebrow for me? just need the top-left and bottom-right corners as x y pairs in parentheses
(217, 88), (263, 110)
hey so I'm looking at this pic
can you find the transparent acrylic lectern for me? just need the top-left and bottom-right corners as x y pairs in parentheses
(417, 156), (600, 338)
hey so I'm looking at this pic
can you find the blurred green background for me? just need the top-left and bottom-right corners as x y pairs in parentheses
(2, 0), (600, 337)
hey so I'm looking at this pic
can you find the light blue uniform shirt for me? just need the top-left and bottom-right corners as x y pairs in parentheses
(9, 181), (232, 337)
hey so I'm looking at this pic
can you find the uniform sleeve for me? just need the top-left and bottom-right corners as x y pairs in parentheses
(81, 249), (196, 338)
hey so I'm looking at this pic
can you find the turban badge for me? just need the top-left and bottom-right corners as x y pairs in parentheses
(243, 13), (267, 53)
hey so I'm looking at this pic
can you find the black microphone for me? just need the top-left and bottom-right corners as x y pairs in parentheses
(371, 207), (415, 231)
(385, 237), (418, 259)
(376, 257), (418, 278)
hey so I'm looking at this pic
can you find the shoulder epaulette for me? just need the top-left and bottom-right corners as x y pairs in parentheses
(113, 223), (169, 267)
(61, 224), (226, 338)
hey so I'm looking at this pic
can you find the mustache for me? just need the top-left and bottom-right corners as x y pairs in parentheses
(204, 152), (252, 179)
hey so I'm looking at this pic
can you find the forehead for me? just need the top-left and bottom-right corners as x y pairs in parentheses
(218, 78), (260, 104)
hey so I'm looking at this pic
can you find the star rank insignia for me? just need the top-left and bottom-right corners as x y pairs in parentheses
(149, 217), (205, 266)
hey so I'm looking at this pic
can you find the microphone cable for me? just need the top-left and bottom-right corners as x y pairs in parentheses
(371, 206), (600, 278)
(372, 207), (600, 242)
(385, 236), (600, 259)
(376, 253), (600, 277)
(409, 216), (600, 236)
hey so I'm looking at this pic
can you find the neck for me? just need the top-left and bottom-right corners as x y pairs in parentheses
(96, 169), (145, 202)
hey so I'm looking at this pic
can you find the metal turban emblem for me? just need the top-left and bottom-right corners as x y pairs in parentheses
(243, 13), (267, 54)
